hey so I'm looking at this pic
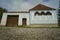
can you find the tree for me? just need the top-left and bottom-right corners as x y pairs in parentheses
(0, 7), (7, 21)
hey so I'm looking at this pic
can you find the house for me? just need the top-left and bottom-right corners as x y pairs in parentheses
(0, 4), (58, 27)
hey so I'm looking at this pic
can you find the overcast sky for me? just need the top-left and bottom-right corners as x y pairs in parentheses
(0, 0), (59, 11)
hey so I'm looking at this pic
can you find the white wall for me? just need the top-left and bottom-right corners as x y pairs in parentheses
(1, 13), (30, 26)
(1, 10), (58, 26)
(30, 10), (58, 24)
(1, 13), (20, 26)
(18, 13), (30, 26)
(1, 13), (7, 25)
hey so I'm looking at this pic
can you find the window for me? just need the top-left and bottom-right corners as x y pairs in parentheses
(46, 11), (52, 15)
(34, 12), (39, 16)
(58, 9), (60, 13)
(40, 11), (47, 15)
(39, 13), (42, 15)
(41, 12), (45, 15)
(34, 11), (52, 16)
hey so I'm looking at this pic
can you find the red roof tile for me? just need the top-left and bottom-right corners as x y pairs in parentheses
(30, 4), (56, 10)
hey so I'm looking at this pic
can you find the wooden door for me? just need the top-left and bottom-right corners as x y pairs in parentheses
(6, 15), (18, 27)
(22, 18), (27, 25)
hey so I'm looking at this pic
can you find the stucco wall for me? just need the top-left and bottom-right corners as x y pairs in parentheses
(0, 10), (58, 26)
(18, 13), (29, 26)
(30, 10), (58, 24)
(1, 13), (30, 26)
(1, 13), (7, 25)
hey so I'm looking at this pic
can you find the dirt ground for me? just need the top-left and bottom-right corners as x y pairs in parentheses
(0, 27), (60, 40)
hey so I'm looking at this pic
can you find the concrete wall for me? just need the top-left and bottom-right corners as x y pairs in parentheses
(30, 10), (58, 24)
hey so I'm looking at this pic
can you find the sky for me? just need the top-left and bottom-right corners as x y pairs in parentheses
(0, 0), (59, 11)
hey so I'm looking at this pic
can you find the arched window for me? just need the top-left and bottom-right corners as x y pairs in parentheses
(39, 13), (42, 15)
(46, 11), (52, 15)
(34, 12), (39, 16)
(44, 13), (47, 15)
(41, 12), (45, 15)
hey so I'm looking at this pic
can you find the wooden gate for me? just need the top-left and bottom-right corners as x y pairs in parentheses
(6, 15), (18, 27)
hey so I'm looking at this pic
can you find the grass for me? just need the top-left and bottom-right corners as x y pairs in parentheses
(0, 27), (60, 30)
(0, 26), (60, 28)
(0, 25), (60, 30)
(18, 25), (60, 28)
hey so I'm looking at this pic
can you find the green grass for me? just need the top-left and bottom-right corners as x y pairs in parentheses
(0, 26), (60, 30)
(0, 27), (60, 30)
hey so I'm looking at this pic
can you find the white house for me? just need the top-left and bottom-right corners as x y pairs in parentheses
(0, 4), (58, 27)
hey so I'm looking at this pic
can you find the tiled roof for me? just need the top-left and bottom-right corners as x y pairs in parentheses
(30, 4), (56, 10)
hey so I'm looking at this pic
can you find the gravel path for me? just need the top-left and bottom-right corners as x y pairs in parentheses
(0, 27), (60, 40)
